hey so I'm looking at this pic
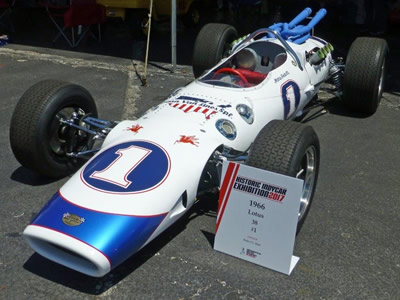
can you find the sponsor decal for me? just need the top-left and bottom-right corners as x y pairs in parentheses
(62, 212), (85, 226)
(169, 102), (217, 119)
(174, 135), (199, 147)
(176, 96), (212, 104)
(126, 124), (143, 133)
(233, 175), (287, 202)
(167, 95), (233, 119)
(274, 70), (290, 83)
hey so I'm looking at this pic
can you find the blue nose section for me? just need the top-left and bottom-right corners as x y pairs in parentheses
(31, 192), (167, 269)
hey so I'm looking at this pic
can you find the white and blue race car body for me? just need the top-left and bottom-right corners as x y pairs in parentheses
(23, 8), (333, 277)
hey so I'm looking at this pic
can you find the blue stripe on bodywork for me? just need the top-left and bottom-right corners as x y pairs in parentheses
(31, 192), (166, 269)
(310, 36), (327, 45)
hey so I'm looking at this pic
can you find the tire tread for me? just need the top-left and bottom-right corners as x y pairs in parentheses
(192, 23), (237, 78)
(246, 120), (320, 232)
(343, 37), (388, 114)
(247, 120), (317, 176)
(10, 80), (72, 172)
(9, 80), (96, 178)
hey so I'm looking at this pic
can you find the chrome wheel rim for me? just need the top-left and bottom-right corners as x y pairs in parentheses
(296, 145), (317, 221)
(377, 58), (386, 100)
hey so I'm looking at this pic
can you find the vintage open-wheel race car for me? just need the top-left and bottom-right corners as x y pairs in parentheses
(9, 7), (388, 277)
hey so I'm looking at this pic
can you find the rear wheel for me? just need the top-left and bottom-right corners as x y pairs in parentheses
(343, 37), (388, 114)
(246, 120), (320, 233)
(9, 80), (98, 178)
(192, 23), (238, 78)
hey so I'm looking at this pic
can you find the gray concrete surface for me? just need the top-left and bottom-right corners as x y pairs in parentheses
(0, 40), (400, 300)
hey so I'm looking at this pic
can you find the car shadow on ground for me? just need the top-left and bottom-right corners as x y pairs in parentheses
(10, 167), (60, 186)
(300, 74), (397, 121)
(321, 98), (376, 119)
(22, 191), (218, 295)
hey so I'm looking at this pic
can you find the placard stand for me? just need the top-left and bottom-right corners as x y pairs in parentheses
(214, 161), (303, 275)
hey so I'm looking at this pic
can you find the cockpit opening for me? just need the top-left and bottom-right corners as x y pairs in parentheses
(199, 40), (287, 88)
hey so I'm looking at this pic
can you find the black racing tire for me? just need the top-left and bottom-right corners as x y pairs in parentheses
(246, 120), (320, 233)
(9, 80), (98, 179)
(343, 37), (388, 114)
(192, 23), (238, 78)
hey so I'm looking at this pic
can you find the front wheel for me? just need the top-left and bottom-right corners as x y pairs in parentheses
(246, 120), (320, 233)
(9, 80), (98, 178)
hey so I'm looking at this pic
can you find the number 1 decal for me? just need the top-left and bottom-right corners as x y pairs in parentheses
(281, 80), (300, 119)
(90, 146), (152, 188)
(81, 140), (171, 194)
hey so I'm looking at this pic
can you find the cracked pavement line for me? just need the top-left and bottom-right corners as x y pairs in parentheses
(122, 70), (140, 120)
(0, 47), (140, 119)
(0, 48), (132, 71)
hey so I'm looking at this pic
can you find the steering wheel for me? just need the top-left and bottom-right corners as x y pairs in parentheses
(213, 68), (249, 86)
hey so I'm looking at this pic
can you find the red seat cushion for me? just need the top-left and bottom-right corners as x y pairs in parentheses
(237, 68), (267, 85)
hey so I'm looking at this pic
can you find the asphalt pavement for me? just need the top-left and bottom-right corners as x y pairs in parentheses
(0, 13), (400, 300)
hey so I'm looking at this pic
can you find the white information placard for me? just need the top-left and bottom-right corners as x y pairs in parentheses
(214, 161), (304, 275)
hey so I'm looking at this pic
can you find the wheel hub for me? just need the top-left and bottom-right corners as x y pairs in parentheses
(49, 107), (88, 157)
